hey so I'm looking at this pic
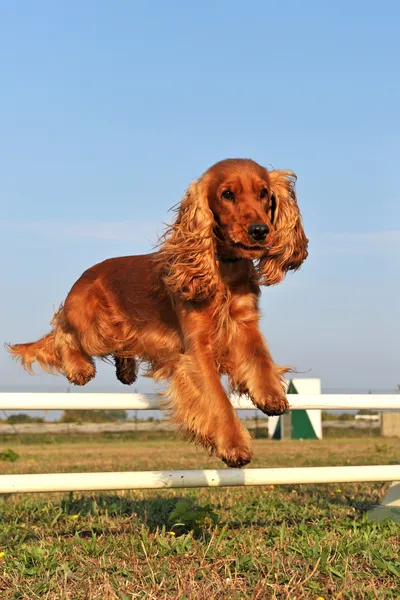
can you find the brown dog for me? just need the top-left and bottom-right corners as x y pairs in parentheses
(7, 159), (308, 467)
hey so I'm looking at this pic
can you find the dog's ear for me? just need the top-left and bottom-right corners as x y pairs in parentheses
(158, 179), (219, 301)
(258, 170), (308, 285)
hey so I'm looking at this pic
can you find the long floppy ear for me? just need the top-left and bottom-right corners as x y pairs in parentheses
(258, 170), (308, 286)
(157, 179), (219, 301)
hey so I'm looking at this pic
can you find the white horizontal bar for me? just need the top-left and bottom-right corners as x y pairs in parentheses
(1, 465), (399, 494)
(0, 393), (161, 411)
(0, 392), (399, 411)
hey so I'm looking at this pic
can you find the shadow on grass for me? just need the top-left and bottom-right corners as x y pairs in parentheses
(2, 485), (374, 548)
(57, 492), (219, 537)
(61, 492), (183, 525)
(55, 492), (325, 536)
(55, 487), (367, 535)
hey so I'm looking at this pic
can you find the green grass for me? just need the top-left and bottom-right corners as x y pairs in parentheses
(0, 434), (399, 599)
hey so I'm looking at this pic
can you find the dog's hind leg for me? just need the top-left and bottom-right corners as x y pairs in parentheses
(55, 328), (96, 386)
(7, 306), (96, 386)
(114, 356), (138, 385)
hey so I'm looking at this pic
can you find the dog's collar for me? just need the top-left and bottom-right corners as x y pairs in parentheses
(215, 254), (243, 263)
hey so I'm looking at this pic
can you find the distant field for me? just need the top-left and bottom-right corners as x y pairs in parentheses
(0, 418), (381, 437)
(1, 433), (399, 599)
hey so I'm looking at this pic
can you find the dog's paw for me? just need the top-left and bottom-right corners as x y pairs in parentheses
(115, 356), (137, 386)
(256, 393), (289, 416)
(66, 367), (95, 386)
(116, 371), (137, 386)
(220, 449), (252, 469)
(216, 434), (253, 469)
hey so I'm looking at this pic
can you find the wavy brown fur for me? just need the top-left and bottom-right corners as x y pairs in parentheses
(154, 179), (220, 301)
(258, 170), (308, 285)
(7, 158), (308, 467)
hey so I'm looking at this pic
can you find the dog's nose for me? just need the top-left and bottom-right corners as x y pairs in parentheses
(248, 223), (269, 241)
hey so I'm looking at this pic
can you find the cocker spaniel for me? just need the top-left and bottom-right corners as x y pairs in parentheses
(7, 159), (308, 467)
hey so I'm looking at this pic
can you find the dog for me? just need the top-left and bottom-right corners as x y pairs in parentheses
(7, 158), (308, 467)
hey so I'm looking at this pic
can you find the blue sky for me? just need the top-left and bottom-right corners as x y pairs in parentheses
(0, 0), (399, 393)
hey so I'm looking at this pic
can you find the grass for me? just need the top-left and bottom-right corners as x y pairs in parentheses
(0, 433), (399, 599)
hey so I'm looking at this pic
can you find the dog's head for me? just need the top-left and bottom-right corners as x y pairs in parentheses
(159, 158), (308, 300)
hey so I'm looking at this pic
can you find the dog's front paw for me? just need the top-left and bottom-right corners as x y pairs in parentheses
(256, 393), (289, 416)
(215, 429), (253, 468)
(219, 446), (253, 468)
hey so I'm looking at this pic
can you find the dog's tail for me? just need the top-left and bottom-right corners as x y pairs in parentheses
(6, 332), (62, 375)
(6, 309), (65, 376)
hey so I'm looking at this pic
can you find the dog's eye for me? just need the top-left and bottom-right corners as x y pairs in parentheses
(269, 194), (277, 224)
(260, 188), (269, 199)
(221, 190), (235, 201)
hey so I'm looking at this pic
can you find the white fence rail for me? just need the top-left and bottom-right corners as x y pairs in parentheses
(0, 392), (399, 411)
(1, 466), (400, 495)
